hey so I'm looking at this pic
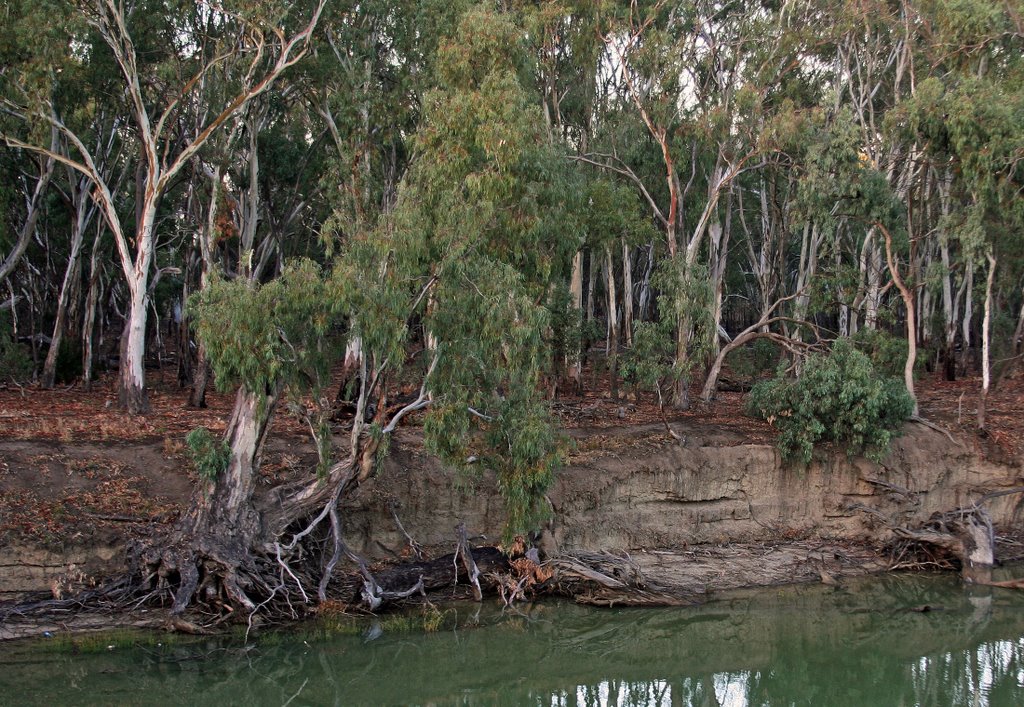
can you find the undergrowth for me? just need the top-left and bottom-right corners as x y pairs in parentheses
(746, 338), (915, 464)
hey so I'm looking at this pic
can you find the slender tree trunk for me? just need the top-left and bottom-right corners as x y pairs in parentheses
(190, 166), (222, 408)
(176, 252), (196, 388)
(41, 251), (83, 389)
(0, 129), (57, 285)
(585, 250), (596, 323)
(865, 238), (882, 330)
(189, 345), (211, 408)
(567, 250), (583, 390)
(673, 309), (691, 410)
(41, 196), (91, 388)
(880, 223), (918, 416)
(978, 252), (996, 431)
(1012, 285), (1024, 357)
(708, 199), (732, 359)
(941, 239), (957, 380)
(938, 169), (957, 380)
(621, 239), (633, 348)
(81, 224), (104, 390)
(961, 265), (974, 376)
(605, 244), (619, 401)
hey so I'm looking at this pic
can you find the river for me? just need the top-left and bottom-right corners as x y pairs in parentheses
(2, 572), (1023, 705)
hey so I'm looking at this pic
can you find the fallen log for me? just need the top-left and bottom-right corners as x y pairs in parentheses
(891, 507), (995, 583)
(370, 547), (509, 598)
(549, 552), (697, 607)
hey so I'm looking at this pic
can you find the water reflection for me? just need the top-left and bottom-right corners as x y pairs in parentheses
(3, 573), (1024, 706)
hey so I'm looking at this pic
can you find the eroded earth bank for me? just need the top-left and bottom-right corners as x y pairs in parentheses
(3, 418), (1021, 625)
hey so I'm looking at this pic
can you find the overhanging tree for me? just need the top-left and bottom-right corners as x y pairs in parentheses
(141, 3), (580, 618)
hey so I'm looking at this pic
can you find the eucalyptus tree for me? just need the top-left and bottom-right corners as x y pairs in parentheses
(39, 107), (126, 389)
(145, 4), (581, 616)
(306, 0), (472, 404)
(368, 2), (581, 535)
(1, 0), (326, 413)
(0, 135), (56, 290)
(580, 0), (790, 407)
(894, 0), (1024, 427)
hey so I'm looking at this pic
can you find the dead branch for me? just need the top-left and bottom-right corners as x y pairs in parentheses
(455, 521), (483, 601)
(388, 500), (424, 560)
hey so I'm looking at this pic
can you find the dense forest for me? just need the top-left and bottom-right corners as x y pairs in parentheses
(1, 0), (1022, 617)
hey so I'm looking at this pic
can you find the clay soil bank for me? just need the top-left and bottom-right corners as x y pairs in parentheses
(2, 414), (1022, 614)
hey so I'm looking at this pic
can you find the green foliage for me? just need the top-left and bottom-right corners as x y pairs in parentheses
(851, 328), (915, 379)
(725, 338), (779, 380)
(189, 259), (343, 399)
(186, 427), (231, 484)
(546, 282), (583, 375)
(0, 313), (32, 383)
(746, 339), (915, 464)
(347, 5), (582, 541)
(795, 109), (904, 232)
(621, 259), (714, 398)
(622, 318), (675, 393)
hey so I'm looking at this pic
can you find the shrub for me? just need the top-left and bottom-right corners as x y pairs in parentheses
(746, 338), (915, 464)
(54, 338), (83, 384)
(725, 338), (779, 379)
(0, 312), (32, 383)
(185, 427), (231, 483)
(851, 328), (916, 378)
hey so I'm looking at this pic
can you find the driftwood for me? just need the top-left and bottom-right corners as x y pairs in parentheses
(986, 578), (1024, 590)
(890, 507), (995, 582)
(371, 546), (508, 599)
(455, 522), (483, 601)
(549, 551), (696, 607)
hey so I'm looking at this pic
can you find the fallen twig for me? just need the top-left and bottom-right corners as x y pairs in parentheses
(910, 415), (962, 447)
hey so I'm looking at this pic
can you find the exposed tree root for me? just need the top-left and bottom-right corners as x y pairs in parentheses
(887, 507), (995, 582)
(909, 415), (962, 447)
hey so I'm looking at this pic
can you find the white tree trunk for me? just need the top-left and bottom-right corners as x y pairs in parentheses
(605, 244), (619, 400)
(621, 240), (633, 347)
(978, 252), (996, 430)
(567, 250), (583, 386)
(961, 265), (974, 374)
(41, 205), (89, 388)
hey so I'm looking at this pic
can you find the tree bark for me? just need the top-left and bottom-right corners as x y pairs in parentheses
(81, 224), (105, 390)
(621, 240), (633, 348)
(960, 265), (974, 376)
(42, 180), (94, 388)
(189, 345), (211, 408)
(978, 252), (995, 431)
(880, 222), (918, 416)
(118, 278), (151, 414)
(165, 383), (284, 614)
(605, 244), (619, 400)
(567, 250), (584, 391)
(334, 336), (363, 404)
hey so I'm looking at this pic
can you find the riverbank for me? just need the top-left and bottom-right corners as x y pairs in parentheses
(1, 375), (1022, 637)
(0, 407), (1019, 635)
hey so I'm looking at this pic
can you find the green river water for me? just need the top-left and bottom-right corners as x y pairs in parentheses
(2, 572), (1024, 706)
